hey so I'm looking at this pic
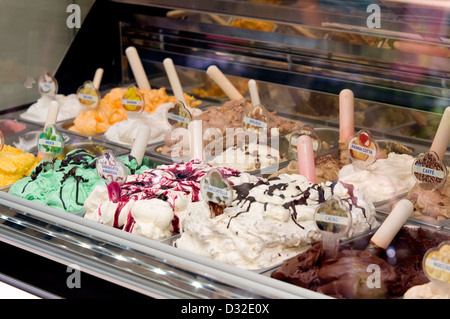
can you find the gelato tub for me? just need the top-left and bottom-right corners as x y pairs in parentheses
(268, 224), (450, 299)
(57, 119), (102, 138)
(149, 132), (293, 177)
(377, 178), (450, 229)
(174, 174), (379, 271)
(83, 159), (255, 241)
(386, 111), (445, 144)
(19, 94), (86, 125)
(8, 149), (163, 214)
(4, 130), (130, 157)
(328, 104), (417, 133)
(0, 144), (37, 189)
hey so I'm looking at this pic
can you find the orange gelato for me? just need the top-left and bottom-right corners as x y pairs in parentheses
(69, 87), (200, 135)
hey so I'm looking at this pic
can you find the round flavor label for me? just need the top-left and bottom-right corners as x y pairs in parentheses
(122, 86), (144, 113)
(77, 81), (100, 109)
(347, 129), (379, 167)
(38, 72), (58, 96)
(166, 100), (192, 129)
(200, 169), (233, 207)
(412, 151), (447, 189)
(37, 125), (64, 157)
(96, 152), (128, 184)
(242, 105), (269, 134)
(314, 197), (352, 236)
(423, 242), (450, 285)
(289, 125), (321, 156)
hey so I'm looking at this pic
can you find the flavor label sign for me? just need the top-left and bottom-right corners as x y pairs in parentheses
(289, 126), (321, 156)
(314, 197), (351, 235)
(242, 106), (269, 134)
(38, 72), (58, 96)
(347, 129), (378, 167)
(77, 81), (100, 109)
(37, 125), (64, 157)
(314, 196), (352, 259)
(200, 169), (233, 207)
(96, 152), (128, 184)
(121, 86), (144, 113)
(166, 100), (192, 129)
(413, 151), (447, 189)
(423, 242), (450, 285)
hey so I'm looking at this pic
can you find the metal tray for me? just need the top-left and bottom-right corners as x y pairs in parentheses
(376, 195), (450, 229)
(167, 233), (284, 274)
(0, 118), (40, 137)
(91, 133), (163, 150)
(327, 104), (417, 134)
(148, 143), (292, 177)
(4, 129), (129, 157)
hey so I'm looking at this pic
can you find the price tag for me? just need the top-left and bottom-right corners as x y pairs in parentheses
(0, 130), (4, 152)
(37, 125), (64, 158)
(200, 169), (233, 208)
(346, 129), (379, 168)
(95, 152), (128, 184)
(121, 86), (144, 113)
(289, 125), (321, 156)
(166, 100), (192, 129)
(38, 72), (58, 96)
(412, 151), (447, 189)
(77, 80), (100, 109)
(242, 105), (269, 134)
(314, 196), (352, 259)
(423, 242), (450, 289)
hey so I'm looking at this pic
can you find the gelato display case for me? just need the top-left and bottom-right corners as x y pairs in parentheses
(0, 0), (449, 299)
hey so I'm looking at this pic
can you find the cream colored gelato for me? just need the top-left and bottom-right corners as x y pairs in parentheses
(20, 94), (86, 123)
(338, 153), (416, 204)
(104, 102), (203, 146)
(207, 142), (282, 172)
(404, 283), (450, 299)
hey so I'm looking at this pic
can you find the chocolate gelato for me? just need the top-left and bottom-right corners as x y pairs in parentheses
(159, 98), (302, 158)
(272, 227), (450, 299)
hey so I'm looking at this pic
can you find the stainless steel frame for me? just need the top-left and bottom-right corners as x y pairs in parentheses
(1, 0), (449, 299)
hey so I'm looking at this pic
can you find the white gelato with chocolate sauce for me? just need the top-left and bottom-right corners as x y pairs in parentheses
(174, 174), (378, 270)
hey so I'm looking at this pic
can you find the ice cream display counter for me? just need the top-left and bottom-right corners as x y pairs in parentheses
(0, 0), (449, 299)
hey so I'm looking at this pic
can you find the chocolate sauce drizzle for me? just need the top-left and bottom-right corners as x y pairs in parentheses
(227, 178), (366, 230)
(59, 166), (89, 210)
(21, 150), (98, 209)
(105, 160), (242, 233)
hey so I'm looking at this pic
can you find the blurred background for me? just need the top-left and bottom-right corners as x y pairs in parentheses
(0, 0), (94, 112)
